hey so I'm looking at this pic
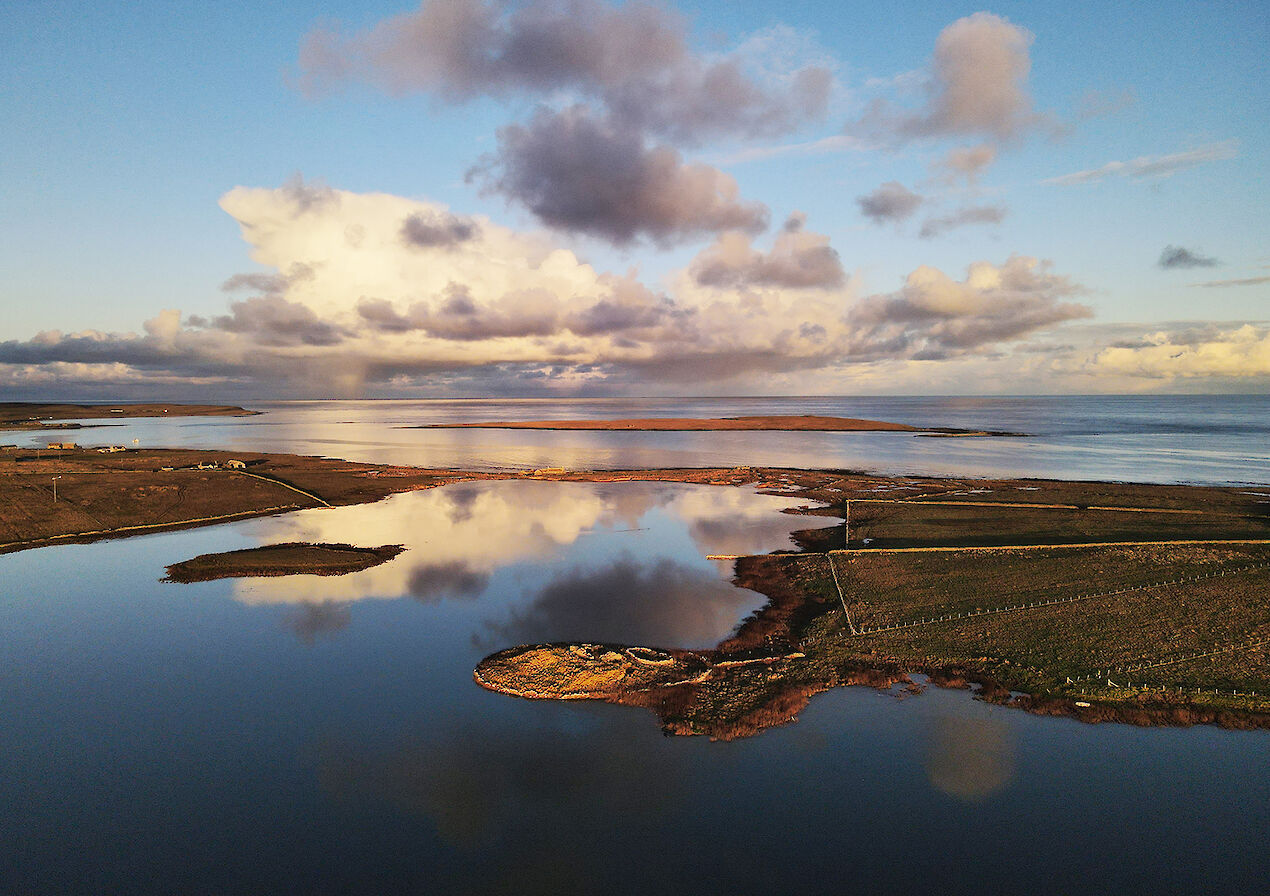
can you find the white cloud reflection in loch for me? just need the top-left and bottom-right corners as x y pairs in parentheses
(220, 480), (833, 647)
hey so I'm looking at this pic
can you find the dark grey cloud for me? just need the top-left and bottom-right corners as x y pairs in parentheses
(565, 299), (677, 336)
(857, 181), (923, 225)
(297, 0), (831, 144)
(401, 210), (480, 249)
(691, 213), (846, 289)
(1158, 245), (1219, 269)
(200, 296), (347, 347)
(220, 263), (316, 297)
(358, 278), (688, 341)
(220, 272), (288, 295)
(355, 297), (416, 333)
(0, 330), (187, 368)
(407, 560), (490, 603)
(919, 204), (1007, 238)
(359, 284), (560, 341)
(470, 106), (768, 245)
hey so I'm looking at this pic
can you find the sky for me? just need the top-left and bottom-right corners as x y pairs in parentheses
(1, 0), (1267, 399)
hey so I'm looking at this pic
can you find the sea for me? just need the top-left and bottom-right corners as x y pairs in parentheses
(1, 395), (1267, 894)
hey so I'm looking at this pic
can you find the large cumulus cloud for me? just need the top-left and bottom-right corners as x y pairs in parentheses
(1076, 324), (1270, 381)
(844, 255), (1090, 361)
(0, 182), (1097, 397)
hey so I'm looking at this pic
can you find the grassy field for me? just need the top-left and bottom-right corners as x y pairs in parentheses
(798, 540), (1270, 704)
(0, 448), (468, 551)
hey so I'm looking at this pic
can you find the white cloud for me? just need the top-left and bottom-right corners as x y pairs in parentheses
(852, 13), (1041, 144)
(1044, 140), (1239, 186)
(1076, 324), (1270, 380)
(2, 183), (1093, 396)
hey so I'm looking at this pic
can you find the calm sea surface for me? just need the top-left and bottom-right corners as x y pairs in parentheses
(2, 397), (1268, 893)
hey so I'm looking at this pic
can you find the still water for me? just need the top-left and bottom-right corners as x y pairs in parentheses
(3, 399), (1269, 893)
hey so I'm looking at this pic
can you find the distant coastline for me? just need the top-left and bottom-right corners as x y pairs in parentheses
(0, 402), (258, 432)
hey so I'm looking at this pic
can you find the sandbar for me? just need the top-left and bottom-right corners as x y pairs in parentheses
(415, 414), (1022, 436)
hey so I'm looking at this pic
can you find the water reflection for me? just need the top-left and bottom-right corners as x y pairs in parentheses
(230, 483), (618, 606)
(924, 715), (1017, 802)
(283, 600), (352, 644)
(318, 713), (680, 851)
(484, 555), (764, 648)
(228, 481), (819, 610)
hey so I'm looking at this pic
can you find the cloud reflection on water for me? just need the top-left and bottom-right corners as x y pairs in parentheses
(228, 481), (819, 609)
(283, 600), (352, 645)
(318, 713), (680, 854)
(923, 715), (1017, 802)
(482, 554), (763, 649)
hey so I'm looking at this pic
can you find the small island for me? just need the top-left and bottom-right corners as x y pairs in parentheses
(164, 542), (405, 582)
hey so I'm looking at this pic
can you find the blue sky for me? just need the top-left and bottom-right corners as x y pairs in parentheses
(1, 0), (1267, 397)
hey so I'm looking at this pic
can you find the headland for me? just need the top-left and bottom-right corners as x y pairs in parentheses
(0, 402), (258, 431)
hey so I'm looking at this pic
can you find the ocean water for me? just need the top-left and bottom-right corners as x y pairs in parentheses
(16, 394), (1270, 485)
(2, 397), (1269, 893)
